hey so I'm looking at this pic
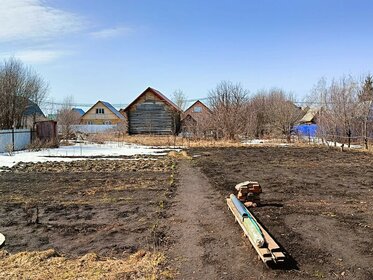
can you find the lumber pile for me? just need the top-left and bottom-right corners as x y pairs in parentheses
(235, 181), (262, 207)
(0, 233), (5, 248)
(227, 194), (286, 265)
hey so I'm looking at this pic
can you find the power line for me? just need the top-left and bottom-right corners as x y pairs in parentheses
(42, 97), (363, 110)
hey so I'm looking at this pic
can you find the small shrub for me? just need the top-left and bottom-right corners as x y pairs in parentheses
(5, 144), (13, 156)
(27, 139), (59, 151)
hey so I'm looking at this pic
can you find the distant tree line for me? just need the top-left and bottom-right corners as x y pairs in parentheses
(186, 77), (373, 145)
(205, 81), (304, 140)
(0, 58), (48, 129)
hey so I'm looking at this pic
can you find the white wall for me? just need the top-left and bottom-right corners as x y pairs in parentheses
(59, 124), (117, 134)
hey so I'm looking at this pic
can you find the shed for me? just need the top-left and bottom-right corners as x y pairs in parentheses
(121, 87), (181, 135)
(34, 120), (58, 145)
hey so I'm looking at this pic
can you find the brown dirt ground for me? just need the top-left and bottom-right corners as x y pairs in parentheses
(189, 146), (373, 280)
(1, 146), (372, 279)
(0, 158), (176, 279)
(167, 160), (269, 280)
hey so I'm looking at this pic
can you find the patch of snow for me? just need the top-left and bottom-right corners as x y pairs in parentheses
(311, 138), (362, 149)
(242, 139), (268, 145)
(0, 142), (180, 169)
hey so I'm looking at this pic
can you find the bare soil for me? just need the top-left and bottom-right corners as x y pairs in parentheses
(0, 159), (175, 259)
(167, 161), (262, 280)
(1, 146), (372, 279)
(189, 146), (373, 279)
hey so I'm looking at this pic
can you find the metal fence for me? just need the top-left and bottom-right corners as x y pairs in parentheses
(59, 125), (117, 134)
(0, 129), (32, 153)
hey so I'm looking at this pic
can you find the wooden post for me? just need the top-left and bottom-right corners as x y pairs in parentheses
(11, 127), (15, 152)
(364, 120), (368, 149)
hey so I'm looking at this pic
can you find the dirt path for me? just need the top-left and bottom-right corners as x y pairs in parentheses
(167, 160), (268, 280)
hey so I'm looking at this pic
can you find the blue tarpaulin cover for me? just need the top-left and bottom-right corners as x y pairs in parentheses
(294, 124), (318, 137)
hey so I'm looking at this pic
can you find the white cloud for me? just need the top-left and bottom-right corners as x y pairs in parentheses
(90, 26), (132, 39)
(0, 49), (71, 64)
(0, 0), (85, 42)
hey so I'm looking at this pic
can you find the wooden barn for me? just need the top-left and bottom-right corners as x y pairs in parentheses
(121, 87), (181, 135)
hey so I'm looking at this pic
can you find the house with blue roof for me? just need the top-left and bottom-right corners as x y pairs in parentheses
(80, 101), (126, 125)
(72, 108), (85, 116)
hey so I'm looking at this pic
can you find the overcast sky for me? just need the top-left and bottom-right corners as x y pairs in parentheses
(1, 0), (373, 106)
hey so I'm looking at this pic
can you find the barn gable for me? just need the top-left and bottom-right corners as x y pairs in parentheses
(122, 87), (181, 135)
(181, 100), (212, 137)
(182, 100), (211, 121)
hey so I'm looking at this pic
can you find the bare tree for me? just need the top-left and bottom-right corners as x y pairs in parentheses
(246, 89), (303, 141)
(267, 89), (304, 141)
(0, 58), (48, 129)
(172, 89), (187, 111)
(311, 76), (360, 147)
(359, 74), (373, 149)
(57, 96), (81, 140)
(208, 81), (249, 140)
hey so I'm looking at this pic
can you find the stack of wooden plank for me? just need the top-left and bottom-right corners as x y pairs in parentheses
(0, 233), (5, 248)
(235, 181), (262, 206)
(227, 195), (286, 265)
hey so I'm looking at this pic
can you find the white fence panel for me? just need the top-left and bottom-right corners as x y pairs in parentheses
(0, 129), (32, 153)
(59, 125), (117, 134)
(14, 129), (32, 151)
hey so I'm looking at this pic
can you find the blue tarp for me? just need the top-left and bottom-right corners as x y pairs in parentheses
(293, 124), (318, 137)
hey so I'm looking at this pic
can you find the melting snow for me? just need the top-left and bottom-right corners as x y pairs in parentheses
(0, 142), (179, 168)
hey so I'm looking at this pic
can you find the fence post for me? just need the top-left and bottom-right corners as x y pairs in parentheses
(12, 128), (15, 152)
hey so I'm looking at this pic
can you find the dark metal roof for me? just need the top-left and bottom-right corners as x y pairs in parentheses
(23, 100), (45, 117)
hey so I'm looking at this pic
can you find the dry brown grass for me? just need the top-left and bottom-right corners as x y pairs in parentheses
(86, 133), (245, 148)
(167, 150), (192, 159)
(0, 249), (173, 280)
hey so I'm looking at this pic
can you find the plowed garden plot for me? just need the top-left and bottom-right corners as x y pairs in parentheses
(0, 159), (175, 279)
(191, 146), (373, 280)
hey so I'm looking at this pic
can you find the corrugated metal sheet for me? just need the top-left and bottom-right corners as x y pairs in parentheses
(299, 108), (319, 123)
(35, 121), (57, 142)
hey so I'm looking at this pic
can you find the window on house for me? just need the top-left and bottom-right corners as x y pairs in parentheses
(194, 106), (202, 113)
(96, 108), (105, 114)
(87, 121), (93, 125)
(103, 121), (112, 125)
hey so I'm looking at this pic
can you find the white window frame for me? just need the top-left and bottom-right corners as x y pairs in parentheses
(194, 106), (202, 113)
